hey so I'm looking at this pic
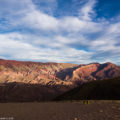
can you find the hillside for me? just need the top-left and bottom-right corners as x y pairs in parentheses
(55, 77), (120, 100)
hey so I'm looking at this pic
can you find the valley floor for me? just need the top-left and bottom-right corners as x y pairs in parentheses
(0, 101), (120, 120)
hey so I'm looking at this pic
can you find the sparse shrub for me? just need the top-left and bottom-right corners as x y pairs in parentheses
(83, 100), (90, 104)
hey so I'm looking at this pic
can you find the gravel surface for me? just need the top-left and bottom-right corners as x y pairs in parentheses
(0, 101), (120, 120)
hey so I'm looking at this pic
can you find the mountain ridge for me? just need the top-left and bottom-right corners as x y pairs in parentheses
(0, 59), (120, 86)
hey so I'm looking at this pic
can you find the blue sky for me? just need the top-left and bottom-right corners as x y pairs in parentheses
(0, 0), (120, 64)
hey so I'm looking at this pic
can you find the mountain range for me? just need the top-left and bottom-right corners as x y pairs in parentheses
(0, 59), (120, 101)
(0, 59), (120, 85)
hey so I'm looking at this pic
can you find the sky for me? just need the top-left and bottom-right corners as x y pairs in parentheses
(0, 0), (120, 64)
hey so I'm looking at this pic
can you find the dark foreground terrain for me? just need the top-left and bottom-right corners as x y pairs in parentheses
(55, 77), (120, 101)
(0, 101), (120, 120)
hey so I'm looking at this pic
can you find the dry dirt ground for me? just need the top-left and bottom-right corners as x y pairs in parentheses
(0, 101), (120, 120)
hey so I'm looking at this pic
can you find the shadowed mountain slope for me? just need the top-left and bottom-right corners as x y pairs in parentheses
(56, 62), (120, 83)
(55, 77), (120, 100)
(0, 82), (73, 102)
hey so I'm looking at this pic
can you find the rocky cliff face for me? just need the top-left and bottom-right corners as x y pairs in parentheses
(0, 59), (120, 86)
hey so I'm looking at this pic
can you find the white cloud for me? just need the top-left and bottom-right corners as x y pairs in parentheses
(0, 33), (93, 63)
(79, 0), (97, 21)
(91, 21), (120, 52)
(0, 0), (120, 64)
(21, 11), (59, 31)
(0, 0), (34, 17)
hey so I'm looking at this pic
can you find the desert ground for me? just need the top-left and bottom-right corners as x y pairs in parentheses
(0, 101), (120, 120)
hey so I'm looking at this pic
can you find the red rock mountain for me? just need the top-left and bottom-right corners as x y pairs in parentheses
(0, 59), (120, 85)
(0, 59), (120, 102)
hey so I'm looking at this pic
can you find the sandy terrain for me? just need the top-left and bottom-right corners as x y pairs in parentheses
(0, 101), (120, 120)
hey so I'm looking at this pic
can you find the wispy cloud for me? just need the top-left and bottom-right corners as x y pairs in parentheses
(79, 0), (97, 21)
